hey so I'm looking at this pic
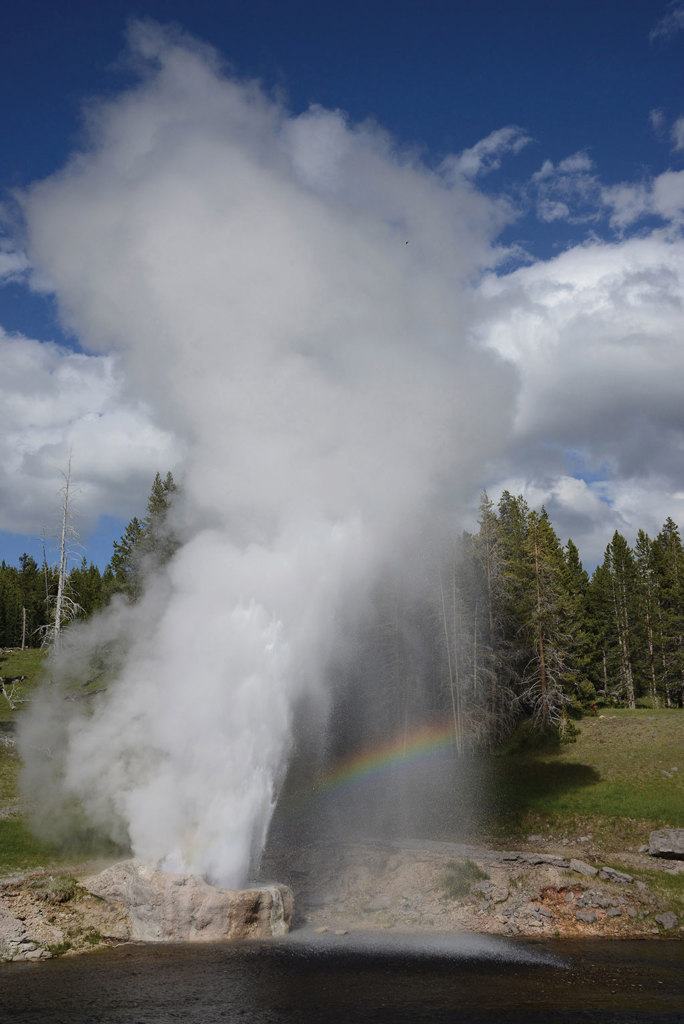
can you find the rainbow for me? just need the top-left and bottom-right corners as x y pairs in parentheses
(312, 718), (463, 797)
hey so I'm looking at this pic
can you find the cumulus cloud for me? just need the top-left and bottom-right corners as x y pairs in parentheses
(473, 232), (684, 563)
(18, 20), (515, 886)
(0, 328), (179, 537)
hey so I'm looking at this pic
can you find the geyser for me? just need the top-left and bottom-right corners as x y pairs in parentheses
(18, 20), (515, 887)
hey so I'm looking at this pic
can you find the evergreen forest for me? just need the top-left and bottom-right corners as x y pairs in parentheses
(1, 480), (683, 744)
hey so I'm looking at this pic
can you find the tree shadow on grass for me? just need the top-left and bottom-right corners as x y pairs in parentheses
(483, 758), (602, 835)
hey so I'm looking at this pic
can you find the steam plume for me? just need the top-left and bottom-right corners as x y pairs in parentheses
(18, 21), (514, 886)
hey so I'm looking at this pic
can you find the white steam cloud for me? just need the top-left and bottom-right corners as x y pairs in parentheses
(18, 21), (515, 886)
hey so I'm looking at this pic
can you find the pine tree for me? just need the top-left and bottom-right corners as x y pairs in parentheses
(651, 518), (684, 707)
(595, 532), (638, 708)
(634, 529), (661, 707)
(106, 471), (179, 602)
(516, 509), (575, 730)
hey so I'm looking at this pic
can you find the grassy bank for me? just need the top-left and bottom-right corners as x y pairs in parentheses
(1, 649), (69, 874)
(484, 709), (684, 846)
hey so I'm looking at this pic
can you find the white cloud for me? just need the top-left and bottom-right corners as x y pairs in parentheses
(671, 116), (684, 150)
(442, 125), (531, 180)
(603, 169), (684, 229)
(530, 152), (602, 224)
(0, 246), (30, 283)
(649, 108), (665, 134)
(473, 231), (684, 562)
(0, 328), (179, 537)
(650, 2), (684, 42)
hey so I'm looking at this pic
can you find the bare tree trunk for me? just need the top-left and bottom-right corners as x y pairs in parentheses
(53, 453), (73, 644)
(533, 527), (548, 726)
(440, 571), (461, 752)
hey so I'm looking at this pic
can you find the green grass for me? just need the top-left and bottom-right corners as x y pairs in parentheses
(441, 859), (489, 899)
(0, 649), (48, 724)
(639, 868), (684, 919)
(482, 709), (684, 843)
(0, 819), (66, 874)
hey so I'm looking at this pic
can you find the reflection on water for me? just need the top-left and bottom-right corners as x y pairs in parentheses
(2, 935), (681, 1023)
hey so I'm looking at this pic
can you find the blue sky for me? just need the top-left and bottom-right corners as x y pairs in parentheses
(2, 0), (684, 570)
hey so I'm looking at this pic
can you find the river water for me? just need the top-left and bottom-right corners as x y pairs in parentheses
(1, 934), (681, 1023)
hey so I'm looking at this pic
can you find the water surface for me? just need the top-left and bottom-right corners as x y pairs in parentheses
(2, 935), (681, 1023)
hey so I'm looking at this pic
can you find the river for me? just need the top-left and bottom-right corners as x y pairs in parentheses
(1, 934), (681, 1023)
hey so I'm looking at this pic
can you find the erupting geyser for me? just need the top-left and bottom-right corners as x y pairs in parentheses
(18, 20), (514, 887)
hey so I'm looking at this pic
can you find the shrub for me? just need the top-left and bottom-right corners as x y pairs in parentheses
(442, 860), (489, 899)
(28, 874), (80, 904)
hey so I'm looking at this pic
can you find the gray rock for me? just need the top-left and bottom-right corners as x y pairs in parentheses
(637, 845), (649, 854)
(649, 829), (684, 860)
(607, 907), (622, 918)
(490, 887), (509, 904)
(626, 907), (637, 918)
(519, 853), (570, 868)
(576, 911), (597, 924)
(583, 891), (616, 910)
(569, 858), (598, 877)
(599, 867), (633, 884)
(82, 859), (294, 942)
(654, 912), (678, 931)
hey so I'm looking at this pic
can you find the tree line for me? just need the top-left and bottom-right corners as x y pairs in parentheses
(2, 479), (682, 738)
(336, 492), (684, 757)
(435, 493), (684, 740)
(0, 472), (176, 648)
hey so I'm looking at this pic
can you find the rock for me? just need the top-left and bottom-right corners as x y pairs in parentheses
(569, 858), (598, 877)
(490, 887), (509, 904)
(607, 907), (622, 918)
(654, 912), (678, 931)
(576, 911), (597, 924)
(649, 829), (684, 860)
(637, 845), (649, 854)
(599, 867), (633, 884)
(82, 860), (294, 942)
(578, 891), (616, 910)
(0, 901), (27, 947)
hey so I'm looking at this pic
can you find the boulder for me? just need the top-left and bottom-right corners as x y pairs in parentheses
(599, 867), (633, 884)
(82, 860), (294, 942)
(569, 858), (598, 877)
(648, 829), (684, 860)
